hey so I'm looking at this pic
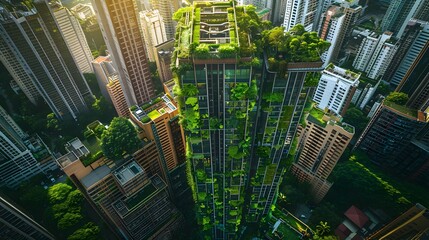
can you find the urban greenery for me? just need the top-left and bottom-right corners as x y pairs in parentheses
(101, 117), (141, 160)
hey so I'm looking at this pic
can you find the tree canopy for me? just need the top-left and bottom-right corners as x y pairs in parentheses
(101, 117), (141, 160)
(67, 222), (100, 240)
(48, 183), (72, 204)
(385, 92), (409, 105)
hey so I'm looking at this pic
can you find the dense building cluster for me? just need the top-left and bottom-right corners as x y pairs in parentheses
(0, 0), (428, 239)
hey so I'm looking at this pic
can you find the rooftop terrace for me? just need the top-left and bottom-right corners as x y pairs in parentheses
(324, 63), (360, 82)
(113, 160), (144, 186)
(130, 95), (177, 124)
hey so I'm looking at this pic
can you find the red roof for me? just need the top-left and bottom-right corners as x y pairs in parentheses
(335, 223), (351, 240)
(344, 205), (369, 228)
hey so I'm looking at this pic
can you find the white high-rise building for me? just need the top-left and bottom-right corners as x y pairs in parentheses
(353, 32), (396, 79)
(0, 105), (55, 188)
(149, 0), (180, 40)
(313, 64), (360, 116)
(139, 10), (168, 62)
(52, 2), (94, 73)
(70, 3), (95, 20)
(319, 6), (345, 64)
(282, 0), (320, 31)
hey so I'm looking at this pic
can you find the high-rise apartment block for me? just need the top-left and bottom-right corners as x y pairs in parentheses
(51, 2), (94, 74)
(319, 6), (345, 64)
(368, 203), (429, 240)
(317, 1), (362, 63)
(396, 40), (429, 111)
(0, 1), (92, 119)
(389, 22), (429, 88)
(0, 105), (56, 188)
(382, 0), (429, 37)
(314, 64), (360, 116)
(173, 2), (327, 238)
(139, 9), (168, 62)
(154, 39), (174, 83)
(353, 32), (397, 80)
(355, 100), (426, 167)
(92, 55), (128, 117)
(92, 0), (155, 107)
(0, 196), (55, 240)
(56, 134), (182, 239)
(282, 0), (320, 31)
(149, 0), (180, 40)
(129, 95), (188, 200)
(291, 108), (354, 202)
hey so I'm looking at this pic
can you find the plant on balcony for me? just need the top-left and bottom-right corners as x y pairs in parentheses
(263, 92), (284, 103)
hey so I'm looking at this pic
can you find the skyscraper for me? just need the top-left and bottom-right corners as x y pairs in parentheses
(389, 22), (429, 88)
(368, 203), (429, 240)
(0, 105), (56, 188)
(319, 6), (345, 64)
(313, 64), (360, 116)
(291, 108), (354, 202)
(0, 196), (55, 240)
(354, 101), (426, 167)
(149, 0), (180, 40)
(154, 39), (174, 83)
(353, 32), (397, 80)
(92, 0), (155, 107)
(282, 0), (320, 31)
(0, 0), (93, 119)
(381, 0), (429, 37)
(92, 55), (129, 117)
(51, 2), (94, 74)
(173, 2), (327, 238)
(139, 9), (168, 62)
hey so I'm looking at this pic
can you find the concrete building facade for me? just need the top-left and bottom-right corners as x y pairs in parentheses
(92, 0), (155, 107)
(0, 1), (92, 119)
(139, 9), (167, 62)
(291, 109), (354, 202)
(282, 0), (320, 32)
(313, 64), (360, 116)
(52, 2), (94, 74)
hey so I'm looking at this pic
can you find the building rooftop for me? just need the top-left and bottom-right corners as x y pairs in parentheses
(324, 63), (360, 82)
(383, 100), (418, 119)
(306, 106), (355, 134)
(113, 160), (144, 185)
(130, 94), (177, 123)
(344, 205), (369, 228)
(81, 165), (111, 189)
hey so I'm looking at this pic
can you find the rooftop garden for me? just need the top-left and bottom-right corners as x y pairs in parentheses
(384, 92), (417, 118)
(263, 25), (330, 72)
(173, 1), (263, 59)
(307, 107), (327, 127)
(81, 121), (104, 166)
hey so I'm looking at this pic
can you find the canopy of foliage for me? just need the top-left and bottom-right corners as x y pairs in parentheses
(385, 92), (409, 105)
(101, 117), (141, 160)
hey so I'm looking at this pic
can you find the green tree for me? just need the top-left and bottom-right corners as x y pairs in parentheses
(57, 212), (83, 230)
(385, 92), (409, 105)
(67, 222), (100, 240)
(315, 221), (331, 237)
(343, 107), (368, 135)
(66, 190), (83, 209)
(375, 82), (391, 96)
(48, 183), (72, 204)
(308, 203), (342, 229)
(101, 117), (141, 160)
(46, 113), (60, 132)
(98, 45), (107, 56)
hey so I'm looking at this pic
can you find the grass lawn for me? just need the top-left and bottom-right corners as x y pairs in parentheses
(267, 216), (303, 239)
(148, 110), (161, 120)
(82, 135), (102, 154)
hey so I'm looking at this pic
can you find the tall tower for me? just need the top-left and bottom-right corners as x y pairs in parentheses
(51, 1), (94, 73)
(291, 109), (354, 202)
(0, 196), (55, 240)
(313, 64), (360, 116)
(149, 0), (180, 40)
(353, 32), (397, 79)
(0, 0), (92, 119)
(389, 23), (429, 88)
(139, 9), (168, 62)
(282, 0), (320, 32)
(368, 203), (429, 240)
(92, 0), (155, 106)
(381, 0), (429, 37)
(0, 105), (55, 188)
(173, 2), (329, 238)
(318, 6), (345, 64)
